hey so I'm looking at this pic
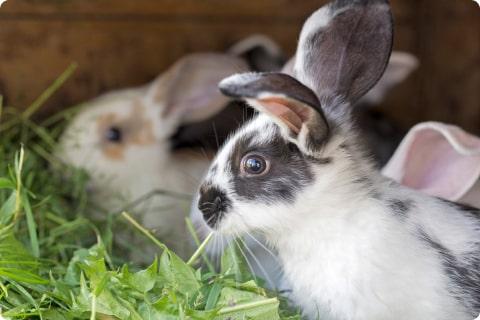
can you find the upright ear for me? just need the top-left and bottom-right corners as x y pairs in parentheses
(294, 0), (393, 105)
(228, 34), (286, 72)
(145, 53), (249, 124)
(360, 51), (419, 105)
(219, 72), (329, 155)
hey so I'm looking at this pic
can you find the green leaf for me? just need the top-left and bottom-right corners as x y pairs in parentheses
(216, 287), (265, 308)
(0, 225), (46, 285)
(0, 268), (48, 284)
(159, 250), (200, 298)
(216, 297), (280, 320)
(138, 301), (178, 320)
(0, 192), (16, 224)
(205, 282), (222, 310)
(0, 178), (14, 189)
(121, 258), (158, 293)
(220, 241), (252, 283)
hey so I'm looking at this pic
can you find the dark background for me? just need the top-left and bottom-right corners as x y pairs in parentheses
(0, 0), (479, 133)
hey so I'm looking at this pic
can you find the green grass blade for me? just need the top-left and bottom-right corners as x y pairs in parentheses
(23, 63), (78, 119)
(22, 190), (40, 257)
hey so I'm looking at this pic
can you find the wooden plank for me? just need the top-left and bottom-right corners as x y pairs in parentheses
(0, 0), (325, 18)
(0, 0), (476, 132)
(0, 18), (306, 115)
(0, 0), (413, 23)
(385, 0), (480, 134)
(0, 0), (413, 115)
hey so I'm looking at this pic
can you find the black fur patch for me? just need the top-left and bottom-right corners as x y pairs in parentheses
(388, 199), (414, 218)
(170, 100), (253, 151)
(306, 156), (332, 165)
(353, 176), (370, 185)
(227, 127), (316, 204)
(418, 229), (480, 314)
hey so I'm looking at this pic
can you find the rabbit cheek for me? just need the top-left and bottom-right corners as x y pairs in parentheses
(96, 113), (126, 160)
(102, 144), (125, 161)
(96, 105), (156, 161)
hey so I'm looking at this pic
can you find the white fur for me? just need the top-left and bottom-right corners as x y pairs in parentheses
(294, 5), (332, 83)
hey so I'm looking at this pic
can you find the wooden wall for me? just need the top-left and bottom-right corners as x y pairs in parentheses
(0, 0), (479, 133)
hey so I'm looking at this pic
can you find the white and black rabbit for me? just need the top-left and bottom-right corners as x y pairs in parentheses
(190, 50), (419, 289)
(196, 0), (480, 319)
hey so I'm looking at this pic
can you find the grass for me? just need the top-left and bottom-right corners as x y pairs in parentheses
(0, 65), (301, 319)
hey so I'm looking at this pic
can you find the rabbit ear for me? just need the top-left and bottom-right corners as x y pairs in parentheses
(361, 51), (419, 105)
(382, 122), (480, 203)
(228, 35), (286, 72)
(219, 72), (329, 155)
(294, 0), (393, 105)
(146, 53), (249, 124)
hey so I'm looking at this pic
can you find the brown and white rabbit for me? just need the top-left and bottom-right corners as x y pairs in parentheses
(196, 0), (480, 319)
(56, 36), (286, 259)
(57, 53), (250, 257)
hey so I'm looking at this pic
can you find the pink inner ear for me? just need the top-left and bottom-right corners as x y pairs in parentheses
(383, 122), (480, 201)
(258, 97), (311, 134)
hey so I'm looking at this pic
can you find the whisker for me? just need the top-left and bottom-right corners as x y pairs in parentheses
(211, 122), (220, 149)
(199, 146), (210, 161)
(244, 232), (281, 263)
(175, 169), (203, 186)
(216, 235), (227, 270)
(232, 236), (258, 284)
(237, 236), (275, 289)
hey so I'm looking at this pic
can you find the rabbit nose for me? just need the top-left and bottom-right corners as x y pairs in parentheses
(198, 186), (231, 228)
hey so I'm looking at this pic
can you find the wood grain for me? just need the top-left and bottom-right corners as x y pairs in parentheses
(0, 0), (478, 135)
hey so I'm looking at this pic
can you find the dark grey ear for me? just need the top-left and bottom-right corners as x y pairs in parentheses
(219, 72), (329, 155)
(294, 0), (393, 104)
(228, 35), (286, 72)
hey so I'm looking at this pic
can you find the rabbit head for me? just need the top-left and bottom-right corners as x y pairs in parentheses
(58, 53), (249, 209)
(197, 0), (393, 237)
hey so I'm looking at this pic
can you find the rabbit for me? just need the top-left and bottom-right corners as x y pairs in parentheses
(195, 0), (480, 319)
(57, 53), (250, 258)
(190, 52), (419, 289)
(228, 34), (286, 72)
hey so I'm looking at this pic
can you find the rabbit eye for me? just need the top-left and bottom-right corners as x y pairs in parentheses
(241, 154), (269, 176)
(105, 126), (123, 143)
